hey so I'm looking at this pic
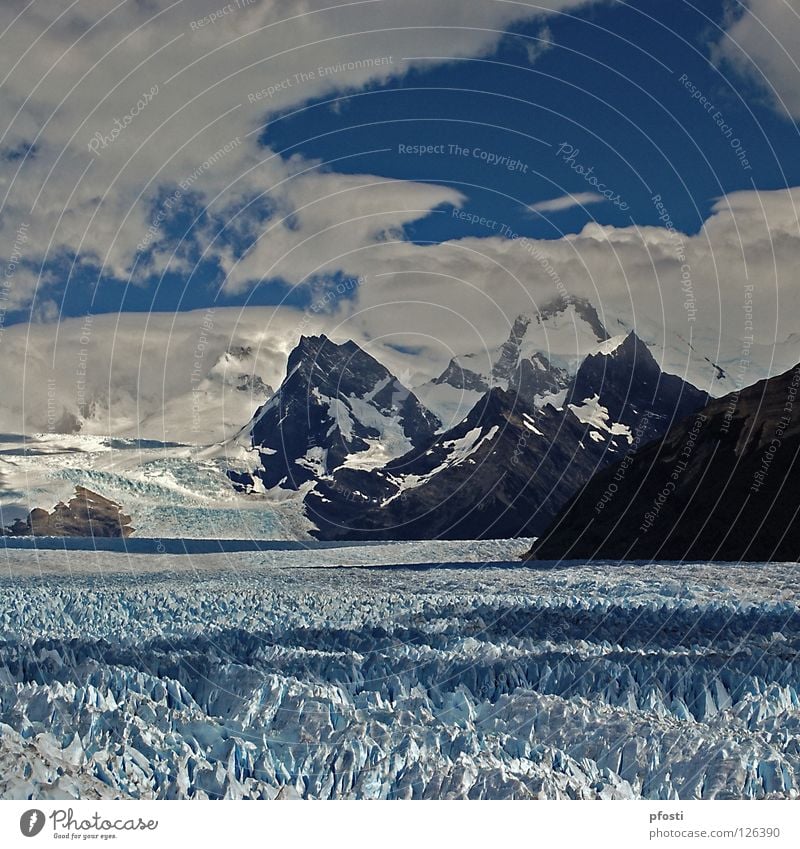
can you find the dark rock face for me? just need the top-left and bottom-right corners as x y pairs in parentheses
(431, 349), (569, 403)
(227, 345), (253, 359)
(431, 299), (607, 399)
(536, 296), (610, 343)
(509, 353), (569, 401)
(240, 335), (440, 490)
(235, 374), (273, 396)
(529, 363), (800, 562)
(3, 487), (134, 538)
(307, 386), (628, 540)
(491, 315), (532, 384)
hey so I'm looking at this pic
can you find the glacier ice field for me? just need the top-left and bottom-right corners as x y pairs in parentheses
(0, 542), (799, 800)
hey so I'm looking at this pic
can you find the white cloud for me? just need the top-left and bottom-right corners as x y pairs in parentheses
(4, 185), (800, 441)
(0, 305), (320, 442)
(3, 3), (800, 442)
(528, 191), (606, 213)
(314, 185), (800, 398)
(0, 0), (596, 305)
(525, 25), (554, 64)
(714, 0), (800, 119)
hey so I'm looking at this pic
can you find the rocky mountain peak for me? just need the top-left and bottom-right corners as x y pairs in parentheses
(566, 331), (708, 442)
(535, 296), (610, 342)
(238, 334), (440, 490)
(229, 318), (710, 541)
(491, 314), (533, 384)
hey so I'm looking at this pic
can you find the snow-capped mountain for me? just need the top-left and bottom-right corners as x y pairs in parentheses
(530, 359), (800, 562)
(236, 334), (440, 490)
(231, 326), (709, 540)
(509, 351), (570, 402)
(309, 331), (707, 539)
(414, 297), (608, 427)
(309, 385), (615, 539)
(606, 312), (800, 401)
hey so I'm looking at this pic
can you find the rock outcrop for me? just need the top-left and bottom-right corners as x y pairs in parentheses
(3, 487), (134, 538)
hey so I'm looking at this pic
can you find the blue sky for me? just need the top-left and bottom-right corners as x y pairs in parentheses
(3, 0), (800, 325)
(265, 0), (800, 240)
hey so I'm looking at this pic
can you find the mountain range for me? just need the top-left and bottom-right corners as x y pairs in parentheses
(229, 299), (710, 540)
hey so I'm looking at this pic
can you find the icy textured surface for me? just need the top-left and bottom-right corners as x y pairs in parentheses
(0, 434), (313, 541)
(0, 549), (798, 800)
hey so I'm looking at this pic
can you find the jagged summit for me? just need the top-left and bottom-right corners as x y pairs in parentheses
(431, 357), (489, 393)
(433, 299), (611, 393)
(594, 332), (631, 355)
(534, 295), (611, 343)
(419, 298), (608, 425)
(509, 351), (568, 400)
(228, 315), (710, 541)
(566, 331), (709, 442)
(237, 334), (440, 490)
(491, 314), (533, 384)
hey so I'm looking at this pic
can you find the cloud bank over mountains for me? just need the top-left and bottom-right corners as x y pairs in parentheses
(2, 1), (800, 442)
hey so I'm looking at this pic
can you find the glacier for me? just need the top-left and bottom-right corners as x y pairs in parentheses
(0, 433), (314, 541)
(0, 544), (798, 800)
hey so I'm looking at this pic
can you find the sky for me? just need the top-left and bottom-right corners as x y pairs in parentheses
(2, 0), (800, 437)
